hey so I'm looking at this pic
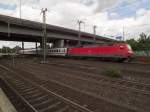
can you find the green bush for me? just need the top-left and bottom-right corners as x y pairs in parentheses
(102, 67), (122, 78)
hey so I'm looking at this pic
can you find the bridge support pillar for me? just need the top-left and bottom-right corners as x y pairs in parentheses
(60, 40), (64, 48)
(40, 42), (42, 48)
(53, 40), (65, 48)
(64, 40), (78, 47)
(65, 40), (69, 47)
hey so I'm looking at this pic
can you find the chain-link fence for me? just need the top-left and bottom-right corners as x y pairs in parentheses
(135, 51), (150, 57)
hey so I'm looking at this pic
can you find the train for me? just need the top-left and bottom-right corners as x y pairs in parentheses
(18, 43), (134, 62)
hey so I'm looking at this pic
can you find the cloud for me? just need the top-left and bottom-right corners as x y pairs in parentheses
(0, 0), (150, 48)
(0, 0), (18, 5)
(95, 0), (120, 12)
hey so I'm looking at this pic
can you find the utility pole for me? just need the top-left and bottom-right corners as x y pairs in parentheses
(41, 8), (48, 63)
(77, 20), (84, 47)
(22, 41), (24, 54)
(8, 21), (10, 37)
(20, 0), (24, 55)
(11, 50), (15, 67)
(122, 26), (125, 41)
(93, 25), (97, 44)
(35, 42), (38, 55)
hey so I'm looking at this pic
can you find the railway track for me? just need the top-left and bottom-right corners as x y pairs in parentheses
(125, 61), (150, 65)
(47, 57), (150, 66)
(0, 64), (93, 112)
(0, 64), (139, 112)
(51, 58), (150, 70)
(39, 59), (149, 74)
(45, 58), (150, 84)
(2, 58), (150, 91)
(48, 61), (150, 76)
(13, 62), (150, 112)
(20, 62), (150, 93)
(40, 62), (150, 93)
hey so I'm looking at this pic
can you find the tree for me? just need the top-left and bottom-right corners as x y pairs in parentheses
(1, 46), (12, 53)
(138, 32), (150, 50)
(126, 39), (138, 51)
(126, 32), (150, 51)
(138, 32), (147, 43)
(12, 46), (22, 53)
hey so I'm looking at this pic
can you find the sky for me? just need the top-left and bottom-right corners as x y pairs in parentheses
(0, 0), (150, 48)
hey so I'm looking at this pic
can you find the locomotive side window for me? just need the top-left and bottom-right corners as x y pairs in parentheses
(120, 46), (124, 49)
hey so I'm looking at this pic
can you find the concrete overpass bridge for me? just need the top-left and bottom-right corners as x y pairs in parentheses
(0, 14), (116, 48)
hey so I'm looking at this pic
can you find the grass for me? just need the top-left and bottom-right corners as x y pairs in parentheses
(32, 57), (39, 62)
(102, 67), (122, 78)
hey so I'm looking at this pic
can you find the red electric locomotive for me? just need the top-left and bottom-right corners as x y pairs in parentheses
(67, 43), (134, 62)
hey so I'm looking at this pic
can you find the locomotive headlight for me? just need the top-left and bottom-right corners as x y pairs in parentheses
(128, 51), (133, 53)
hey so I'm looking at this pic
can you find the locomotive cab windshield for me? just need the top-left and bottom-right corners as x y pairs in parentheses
(127, 45), (132, 51)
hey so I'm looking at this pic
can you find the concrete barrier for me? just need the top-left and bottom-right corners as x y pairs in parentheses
(0, 88), (17, 112)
